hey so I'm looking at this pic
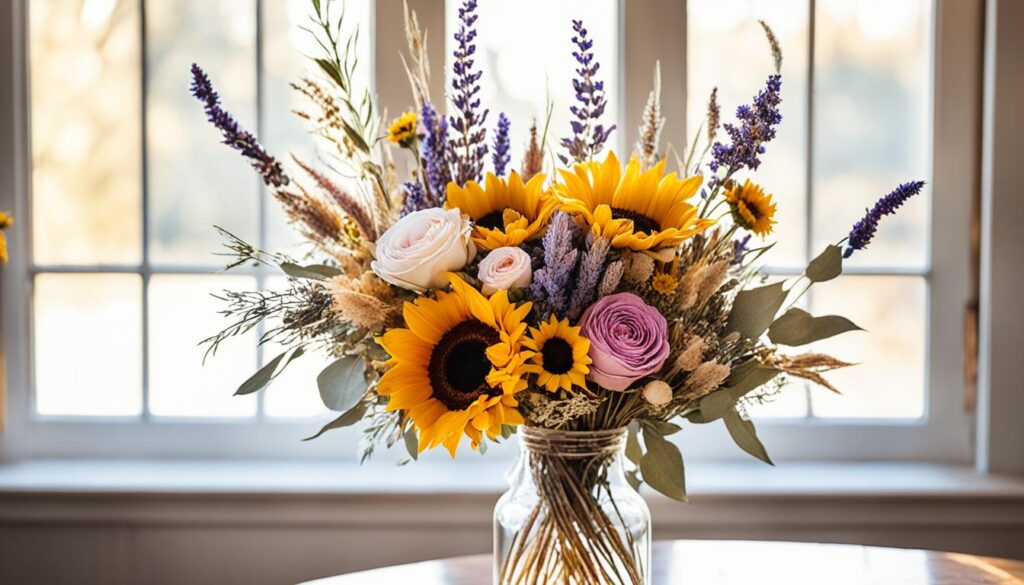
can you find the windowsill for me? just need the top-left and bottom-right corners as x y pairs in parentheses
(1, 459), (1022, 499)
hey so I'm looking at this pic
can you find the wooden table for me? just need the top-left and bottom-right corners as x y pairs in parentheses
(303, 540), (1024, 584)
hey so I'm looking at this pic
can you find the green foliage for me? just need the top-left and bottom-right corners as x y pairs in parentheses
(279, 262), (343, 280)
(689, 360), (781, 423)
(726, 281), (788, 341)
(317, 355), (368, 412)
(723, 409), (773, 465)
(768, 308), (862, 346)
(303, 401), (368, 441)
(805, 245), (843, 283)
(639, 425), (688, 502)
(235, 347), (305, 395)
(403, 426), (419, 461)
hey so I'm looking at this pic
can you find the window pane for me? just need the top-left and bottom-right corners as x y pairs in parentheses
(148, 275), (257, 417)
(687, 0), (810, 269)
(447, 0), (621, 167)
(261, 0), (372, 256)
(34, 273), (143, 416)
(29, 0), (142, 265)
(147, 0), (258, 265)
(811, 0), (930, 267)
(261, 277), (330, 418)
(808, 275), (926, 418)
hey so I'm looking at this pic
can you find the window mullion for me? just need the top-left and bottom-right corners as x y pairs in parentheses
(255, 0), (268, 421)
(802, 0), (818, 420)
(139, 0), (152, 423)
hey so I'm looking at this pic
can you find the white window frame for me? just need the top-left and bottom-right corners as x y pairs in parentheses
(0, 0), (981, 463)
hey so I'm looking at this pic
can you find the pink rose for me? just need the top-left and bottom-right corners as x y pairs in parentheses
(578, 292), (670, 391)
(477, 247), (532, 295)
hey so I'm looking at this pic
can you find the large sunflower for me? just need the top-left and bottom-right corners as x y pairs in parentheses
(522, 316), (592, 393)
(557, 152), (715, 259)
(445, 171), (557, 250)
(376, 274), (533, 456)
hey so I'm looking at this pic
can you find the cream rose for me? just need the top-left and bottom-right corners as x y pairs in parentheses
(477, 246), (533, 295)
(371, 208), (476, 292)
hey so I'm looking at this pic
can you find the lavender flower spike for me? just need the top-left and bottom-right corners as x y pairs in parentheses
(492, 113), (511, 176)
(567, 236), (610, 320)
(189, 64), (288, 188)
(447, 0), (489, 186)
(844, 181), (925, 258)
(401, 181), (427, 216)
(709, 74), (782, 182)
(421, 102), (450, 205)
(531, 212), (579, 319)
(560, 20), (616, 165)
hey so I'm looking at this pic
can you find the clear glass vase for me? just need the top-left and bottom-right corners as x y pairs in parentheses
(493, 427), (651, 585)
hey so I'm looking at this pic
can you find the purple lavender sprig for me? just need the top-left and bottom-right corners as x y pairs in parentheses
(447, 0), (488, 186)
(559, 20), (616, 165)
(844, 181), (925, 258)
(709, 74), (782, 185)
(401, 181), (427, 216)
(421, 102), (450, 205)
(492, 112), (511, 177)
(531, 212), (579, 319)
(189, 64), (288, 188)
(567, 236), (610, 320)
(731, 234), (752, 265)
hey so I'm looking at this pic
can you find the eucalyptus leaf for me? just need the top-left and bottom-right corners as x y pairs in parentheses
(642, 419), (681, 436)
(403, 427), (419, 461)
(317, 355), (368, 412)
(625, 469), (642, 491)
(280, 262), (343, 280)
(639, 428), (687, 502)
(767, 308), (863, 346)
(698, 361), (780, 422)
(302, 402), (367, 441)
(805, 245), (843, 283)
(625, 428), (643, 466)
(726, 281), (788, 341)
(723, 409), (774, 465)
(235, 347), (304, 396)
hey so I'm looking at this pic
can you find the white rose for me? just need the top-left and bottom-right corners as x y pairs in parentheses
(477, 247), (533, 295)
(371, 208), (476, 293)
(642, 380), (673, 407)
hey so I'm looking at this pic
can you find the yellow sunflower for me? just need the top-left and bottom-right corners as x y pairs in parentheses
(557, 152), (715, 260)
(445, 171), (558, 250)
(725, 179), (777, 237)
(522, 316), (592, 393)
(387, 111), (417, 146)
(376, 274), (533, 456)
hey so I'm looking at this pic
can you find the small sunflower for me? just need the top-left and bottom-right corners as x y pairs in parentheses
(557, 152), (715, 260)
(725, 179), (777, 237)
(522, 316), (592, 393)
(446, 171), (558, 250)
(376, 274), (533, 456)
(387, 111), (417, 146)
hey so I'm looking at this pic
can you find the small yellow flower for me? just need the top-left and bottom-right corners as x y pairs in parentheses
(651, 272), (677, 296)
(387, 111), (418, 146)
(725, 179), (777, 237)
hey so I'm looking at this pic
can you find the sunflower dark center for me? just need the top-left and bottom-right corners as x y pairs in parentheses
(541, 337), (575, 375)
(476, 209), (510, 231)
(428, 319), (501, 411)
(611, 207), (660, 234)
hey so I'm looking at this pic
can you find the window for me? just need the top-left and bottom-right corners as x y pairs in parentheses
(688, 0), (931, 420)
(1, 0), (975, 461)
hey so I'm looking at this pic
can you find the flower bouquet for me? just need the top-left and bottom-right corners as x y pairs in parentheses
(194, 2), (922, 583)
